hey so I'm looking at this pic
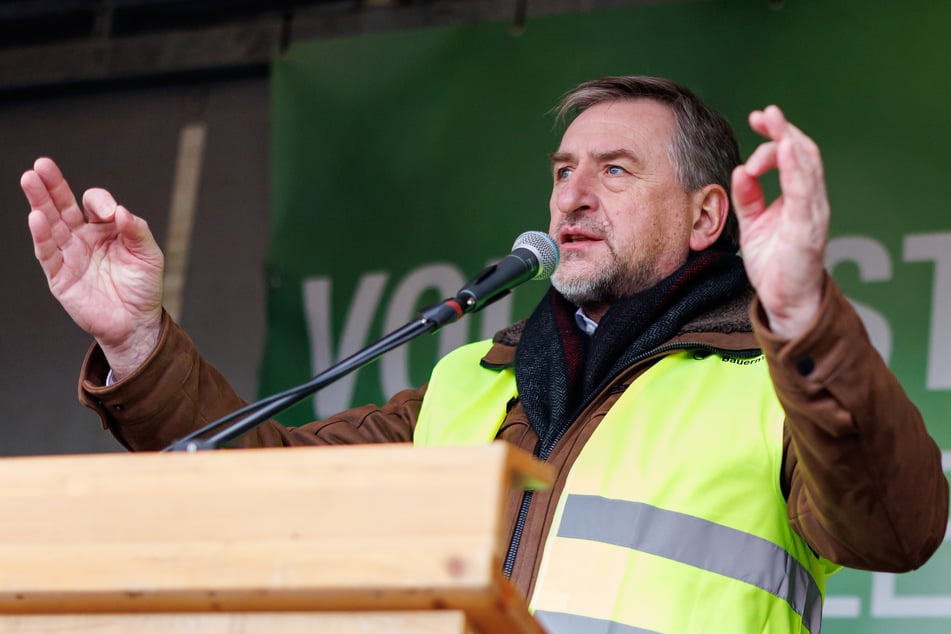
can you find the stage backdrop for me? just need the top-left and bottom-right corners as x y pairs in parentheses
(265, 0), (951, 630)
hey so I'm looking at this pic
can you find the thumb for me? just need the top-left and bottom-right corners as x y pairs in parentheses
(730, 164), (766, 228)
(115, 205), (164, 267)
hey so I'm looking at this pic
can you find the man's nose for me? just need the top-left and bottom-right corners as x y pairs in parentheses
(555, 168), (598, 216)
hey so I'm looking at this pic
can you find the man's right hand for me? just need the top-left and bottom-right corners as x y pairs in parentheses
(22, 157), (165, 381)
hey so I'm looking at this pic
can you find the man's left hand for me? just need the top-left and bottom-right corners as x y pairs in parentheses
(731, 105), (830, 339)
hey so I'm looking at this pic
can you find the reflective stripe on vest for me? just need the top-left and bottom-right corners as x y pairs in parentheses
(534, 494), (822, 633)
(414, 343), (833, 633)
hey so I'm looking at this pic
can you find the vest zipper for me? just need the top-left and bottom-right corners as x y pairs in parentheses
(503, 488), (535, 578)
(500, 342), (762, 580)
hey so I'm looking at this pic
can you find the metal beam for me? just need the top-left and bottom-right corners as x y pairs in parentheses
(0, 0), (670, 94)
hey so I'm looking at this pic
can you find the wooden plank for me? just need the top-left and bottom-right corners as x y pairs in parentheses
(0, 444), (551, 633)
(162, 121), (207, 323)
(0, 610), (475, 634)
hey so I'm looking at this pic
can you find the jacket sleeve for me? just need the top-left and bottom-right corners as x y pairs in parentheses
(755, 274), (948, 571)
(79, 311), (420, 451)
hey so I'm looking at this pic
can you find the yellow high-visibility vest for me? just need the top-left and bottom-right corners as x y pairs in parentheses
(414, 339), (836, 633)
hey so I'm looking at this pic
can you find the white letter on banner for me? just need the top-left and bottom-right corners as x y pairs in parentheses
(904, 232), (951, 390)
(826, 237), (893, 363)
(380, 263), (468, 397)
(822, 596), (862, 618)
(871, 573), (951, 617)
(303, 272), (389, 418)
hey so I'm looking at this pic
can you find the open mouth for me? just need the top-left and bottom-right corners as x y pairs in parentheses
(560, 228), (603, 244)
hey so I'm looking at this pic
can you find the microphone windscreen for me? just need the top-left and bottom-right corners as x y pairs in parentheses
(512, 231), (559, 280)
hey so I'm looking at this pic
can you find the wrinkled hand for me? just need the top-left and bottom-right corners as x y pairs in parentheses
(731, 106), (829, 339)
(23, 157), (164, 380)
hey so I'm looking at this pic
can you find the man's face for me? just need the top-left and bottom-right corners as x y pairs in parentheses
(548, 99), (698, 316)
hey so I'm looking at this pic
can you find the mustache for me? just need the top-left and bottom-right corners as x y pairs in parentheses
(556, 219), (609, 241)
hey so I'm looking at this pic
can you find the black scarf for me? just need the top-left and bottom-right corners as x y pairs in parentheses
(514, 249), (751, 455)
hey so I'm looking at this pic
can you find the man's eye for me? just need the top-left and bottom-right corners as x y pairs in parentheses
(606, 165), (626, 176)
(556, 167), (573, 180)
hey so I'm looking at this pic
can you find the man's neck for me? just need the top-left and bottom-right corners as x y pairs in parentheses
(579, 301), (610, 324)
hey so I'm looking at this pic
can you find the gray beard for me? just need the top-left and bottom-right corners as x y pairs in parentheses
(551, 256), (659, 307)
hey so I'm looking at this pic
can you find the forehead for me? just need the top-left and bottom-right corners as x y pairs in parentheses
(558, 99), (676, 153)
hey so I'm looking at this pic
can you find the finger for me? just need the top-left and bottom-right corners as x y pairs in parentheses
(749, 108), (825, 205)
(772, 118), (824, 190)
(748, 109), (767, 137)
(115, 205), (164, 268)
(20, 169), (46, 207)
(21, 170), (81, 251)
(30, 158), (86, 229)
(27, 209), (64, 281)
(752, 107), (817, 165)
(749, 105), (789, 141)
(82, 188), (120, 224)
(741, 141), (777, 178)
(20, 169), (79, 231)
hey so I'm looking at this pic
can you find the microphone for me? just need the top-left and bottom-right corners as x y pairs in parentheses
(164, 230), (559, 451)
(455, 230), (559, 313)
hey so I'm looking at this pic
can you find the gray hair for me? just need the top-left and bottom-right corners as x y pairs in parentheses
(555, 76), (740, 251)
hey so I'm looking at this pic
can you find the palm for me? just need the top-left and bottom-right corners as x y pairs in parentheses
(48, 221), (163, 347)
(739, 193), (825, 312)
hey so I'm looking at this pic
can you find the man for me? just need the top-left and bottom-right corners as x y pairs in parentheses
(23, 76), (948, 633)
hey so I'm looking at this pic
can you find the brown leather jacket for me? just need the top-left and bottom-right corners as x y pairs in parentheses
(78, 275), (948, 599)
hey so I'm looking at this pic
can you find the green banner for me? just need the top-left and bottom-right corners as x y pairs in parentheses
(266, 0), (951, 630)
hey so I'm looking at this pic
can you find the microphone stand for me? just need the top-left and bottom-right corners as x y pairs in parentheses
(161, 226), (558, 452)
(163, 298), (468, 452)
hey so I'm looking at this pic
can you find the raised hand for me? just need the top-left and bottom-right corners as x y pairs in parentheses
(731, 106), (830, 339)
(23, 158), (165, 380)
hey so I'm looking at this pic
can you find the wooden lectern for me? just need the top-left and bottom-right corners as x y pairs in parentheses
(0, 443), (552, 633)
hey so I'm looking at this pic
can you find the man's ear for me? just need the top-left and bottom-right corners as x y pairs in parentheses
(689, 184), (729, 251)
